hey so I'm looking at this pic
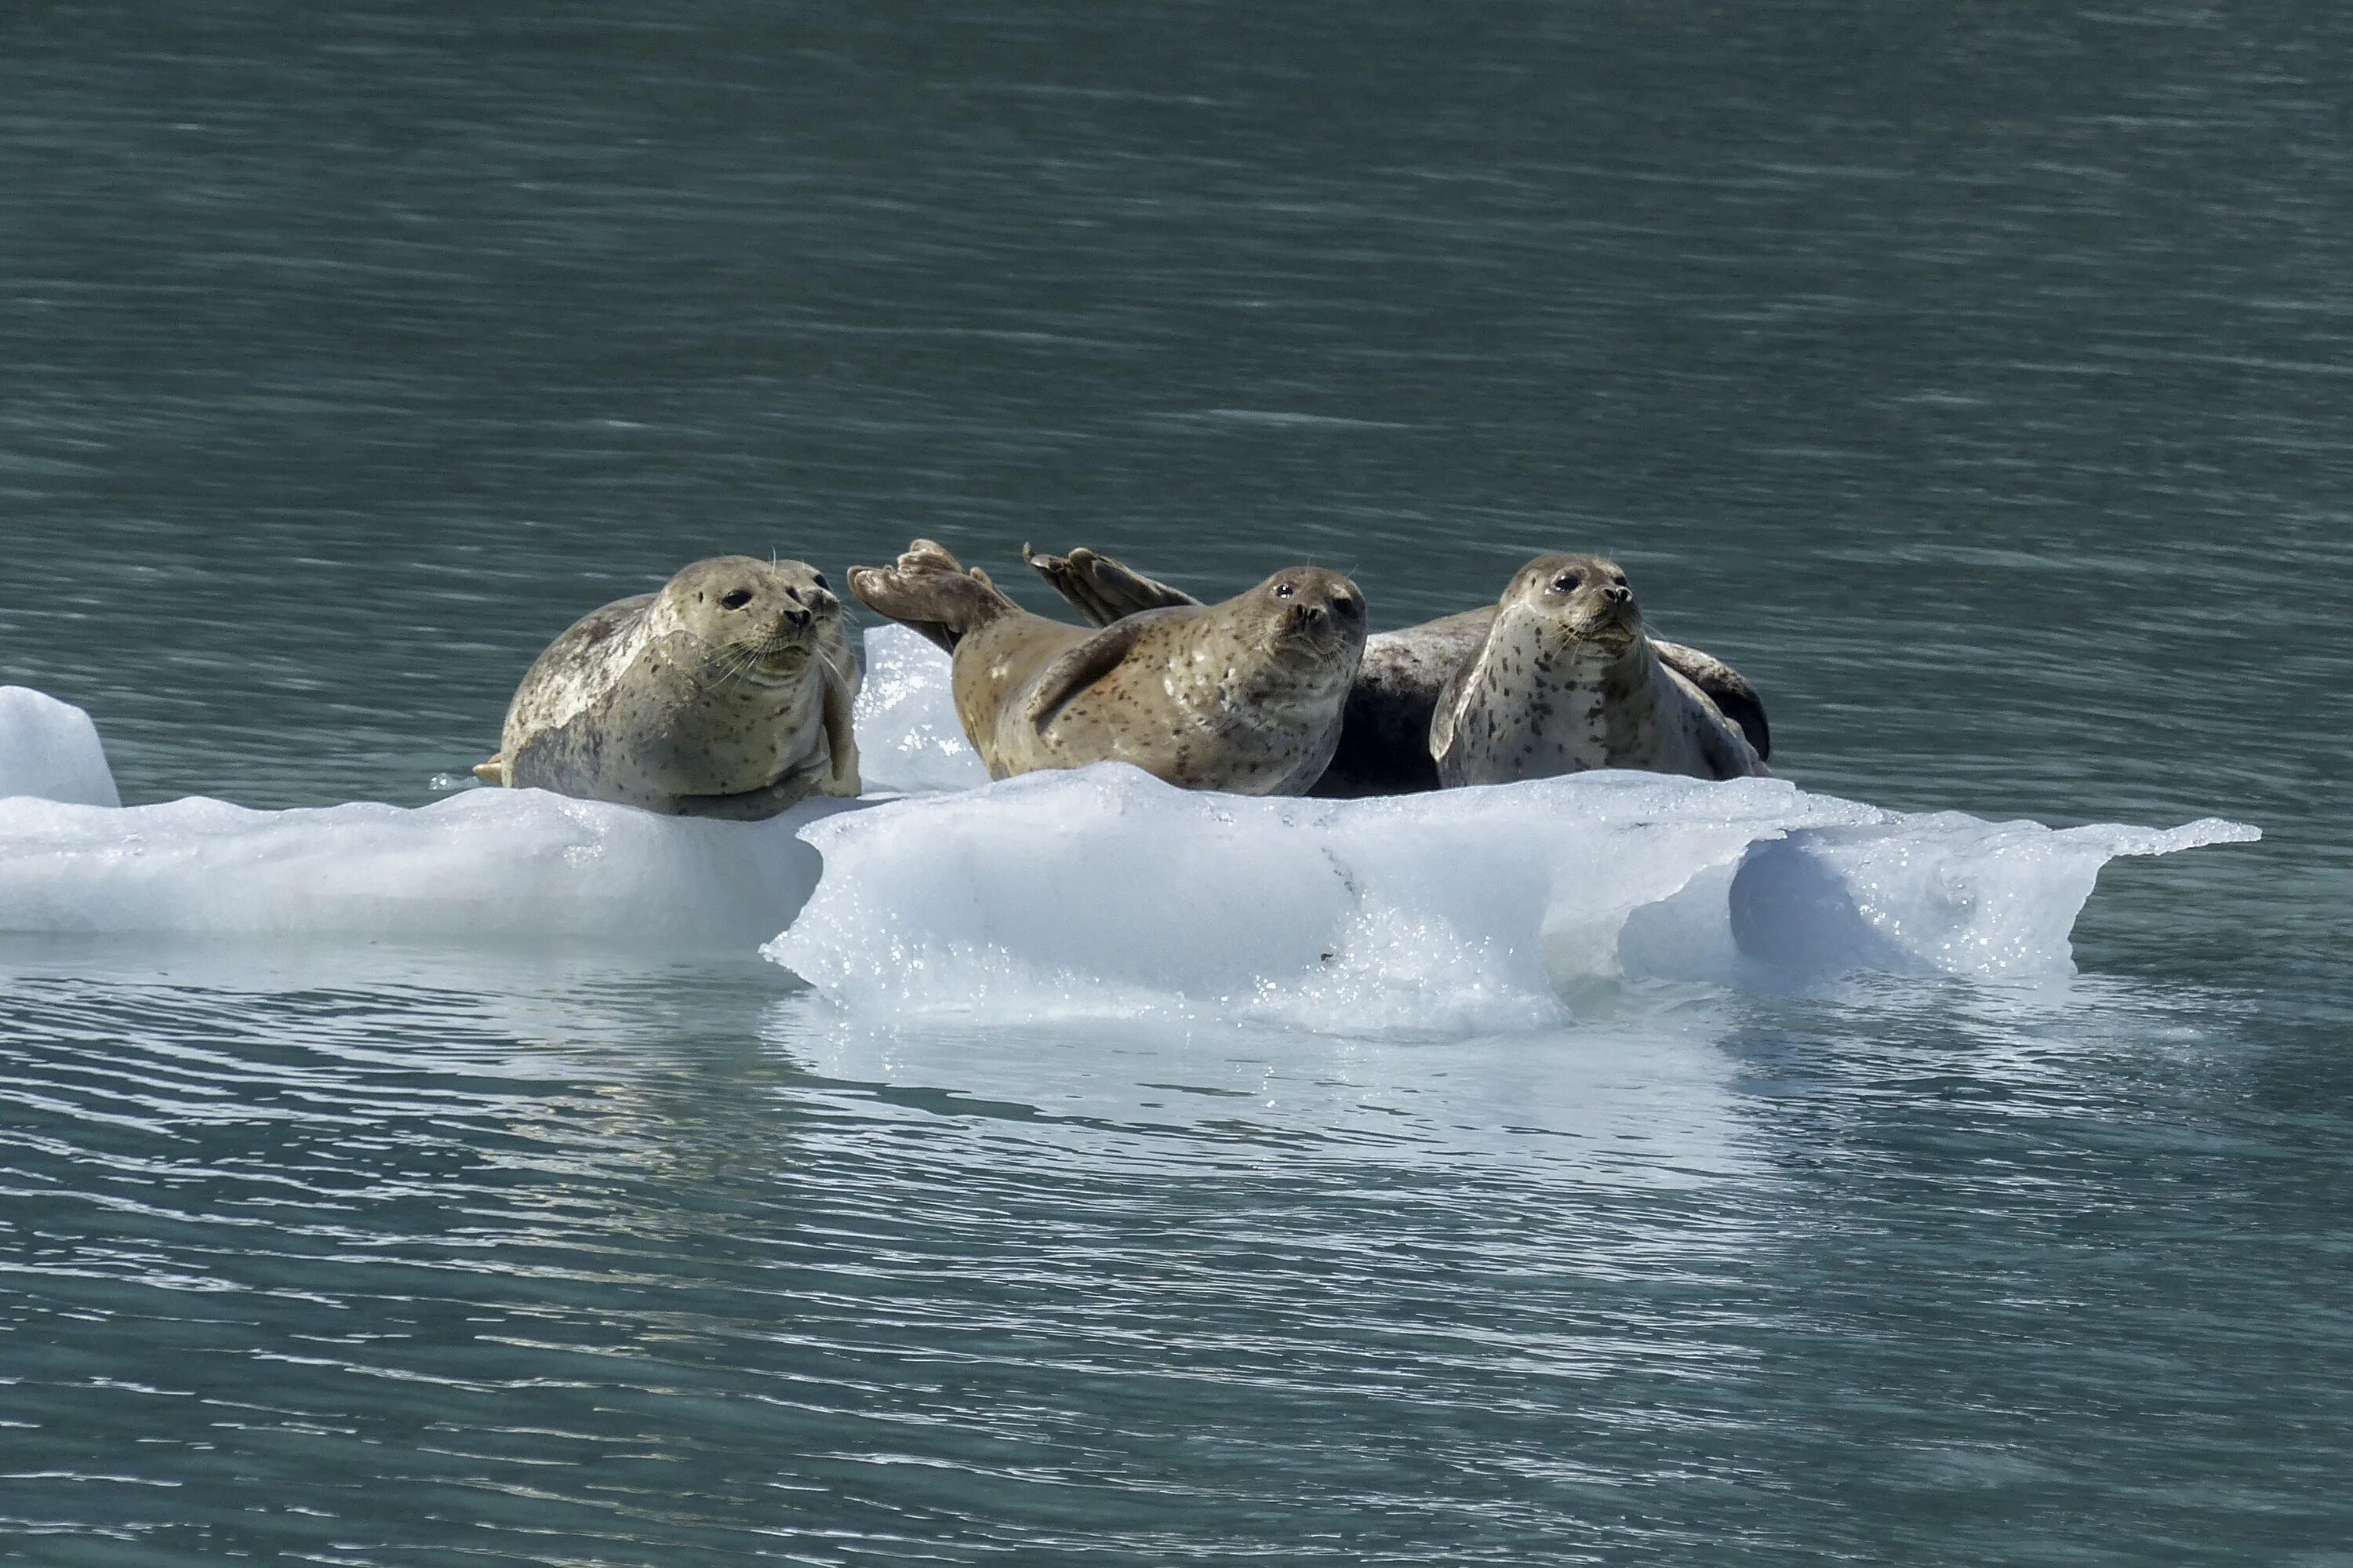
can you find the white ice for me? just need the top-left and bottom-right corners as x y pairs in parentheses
(0, 686), (121, 807)
(0, 628), (968, 947)
(0, 639), (2258, 1014)
(852, 624), (991, 795)
(0, 788), (851, 948)
(766, 762), (2257, 1034)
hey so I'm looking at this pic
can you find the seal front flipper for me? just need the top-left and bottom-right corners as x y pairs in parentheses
(1020, 609), (1184, 729)
(1667, 668), (1768, 782)
(1425, 642), (1485, 777)
(472, 753), (508, 785)
(1024, 544), (1202, 627)
(849, 540), (1016, 654)
(816, 656), (861, 797)
(1651, 637), (1770, 762)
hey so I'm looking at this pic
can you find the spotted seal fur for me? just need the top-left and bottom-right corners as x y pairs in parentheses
(475, 555), (859, 817)
(1024, 545), (1769, 795)
(1431, 552), (1765, 785)
(849, 539), (1364, 795)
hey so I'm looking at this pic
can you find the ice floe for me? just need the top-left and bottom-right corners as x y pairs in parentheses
(764, 763), (2257, 1033)
(0, 628), (965, 946)
(0, 686), (121, 807)
(0, 788), (852, 947)
(0, 642), (2257, 1020)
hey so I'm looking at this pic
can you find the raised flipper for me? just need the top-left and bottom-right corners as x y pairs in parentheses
(1020, 608), (1184, 729)
(848, 540), (1018, 655)
(1651, 638), (1770, 763)
(1024, 544), (1202, 627)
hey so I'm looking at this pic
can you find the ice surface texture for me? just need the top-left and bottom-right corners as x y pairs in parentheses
(0, 686), (121, 807)
(766, 763), (2256, 1033)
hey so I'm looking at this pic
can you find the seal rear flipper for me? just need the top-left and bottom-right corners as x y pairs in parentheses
(472, 754), (508, 786)
(1020, 609), (1177, 730)
(1024, 544), (1202, 627)
(1651, 638), (1770, 762)
(848, 539), (1017, 655)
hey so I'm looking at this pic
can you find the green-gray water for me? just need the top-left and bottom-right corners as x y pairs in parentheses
(2, 2), (2347, 1561)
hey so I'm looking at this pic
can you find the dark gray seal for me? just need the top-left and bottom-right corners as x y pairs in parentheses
(849, 539), (1364, 795)
(1431, 552), (1766, 784)
(476, 555), (860, 818)
(1024, 545), (1769, 795)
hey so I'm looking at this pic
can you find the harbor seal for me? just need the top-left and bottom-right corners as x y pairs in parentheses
(475, 555), (860, 818)
(1431, 553), (1766, 785)
(849, 540), (1365, 794)
(1024, 545), (1769, 795)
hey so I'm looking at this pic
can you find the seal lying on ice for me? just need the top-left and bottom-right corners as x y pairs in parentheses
(1431, 552), (1766, 785)
(1024, 545), (1768, 795)
(477, 555), (859, 818)
(849, 539), (1364, 795)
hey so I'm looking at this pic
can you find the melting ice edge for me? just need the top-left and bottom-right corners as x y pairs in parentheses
(0, 628), (2260, 1031)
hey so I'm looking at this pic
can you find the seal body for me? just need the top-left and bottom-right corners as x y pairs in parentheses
(1431, 553), (1765, 786)
(484, 556), (860, 818)
(850, 540), (1365, 795)
(1024, 545), (1769, 795)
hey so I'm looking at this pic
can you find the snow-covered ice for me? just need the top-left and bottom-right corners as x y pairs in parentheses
(0, 687), (120, 807)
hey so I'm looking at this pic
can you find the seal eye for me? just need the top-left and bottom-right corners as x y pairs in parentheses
(813, 572), (829, 591)
(1551, 571), (1582, 593)
(1274, 582), (1295, 599)
(720, 588), (755, 610)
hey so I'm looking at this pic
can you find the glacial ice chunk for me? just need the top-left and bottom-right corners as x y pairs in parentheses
(0, 786), (856, 947)
(851, 624), (990, 795)
(764, 764), (2258, 1032)
(0, 687), (120, 807)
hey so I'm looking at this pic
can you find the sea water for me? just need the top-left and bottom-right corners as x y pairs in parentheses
(3, 2), (2349, 1562)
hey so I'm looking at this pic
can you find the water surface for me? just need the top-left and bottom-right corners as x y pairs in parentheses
(3, 1), (2348, 1561)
